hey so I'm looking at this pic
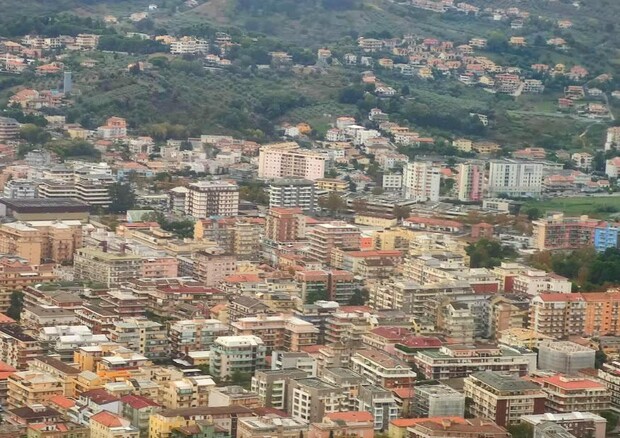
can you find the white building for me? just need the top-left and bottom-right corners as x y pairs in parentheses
(185, 180), (239, 218)
(382, 174), (402, 192)
(268, 178), (316, 211)
(210, 335), (267, 379)
(403, 161), (440, 202)
(487, 160), (543, 198)
(170, 37), (208, 55)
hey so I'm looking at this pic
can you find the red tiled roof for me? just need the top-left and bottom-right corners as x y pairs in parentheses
(391, 417), (466, 428)
(537, 293), (584, 302)
(120, 394), (159, 409)
(326, 411), (373, 423)
(0, 313), (16, 324)
(90, 411), (124, 427)
(49, 395), (76, 409)
(81, 389), (119, 405)
(537, 374), (605, 390)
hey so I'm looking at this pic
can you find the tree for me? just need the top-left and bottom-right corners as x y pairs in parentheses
(306, 287), (329, 304)
(526, 207), (542, 221)
(352, 199), (369, 214)
(601, 411), (619, 434)
(6, 291), (23, 320)
(348, 287), (368, 305)
(393, 205), (411, 220)
(466, 239), (517, 268)
(506, 423), (533, 438)
(20, 123), (51, 144)
(108, 183), (136, 213)
(596, 348), (608, 369)
(319, 192), (346, 215)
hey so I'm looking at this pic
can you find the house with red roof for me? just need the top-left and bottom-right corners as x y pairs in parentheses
(120, 395), (161, 437)
(90, 411), (139, 438)
(309, 411), (374, 438)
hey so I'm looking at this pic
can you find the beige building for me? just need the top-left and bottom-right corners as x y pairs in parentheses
(231, 315), (318, 352)
(109, 318), (168, 360)
(307, 221), (361, 264)
(158, 375), (215, 409)
(193, 252), (237, 287)
(7, 371), (65, 410)
(74, 247), (143, 287)
(238, 416), (308, 438)
(0, 325), (46, 370)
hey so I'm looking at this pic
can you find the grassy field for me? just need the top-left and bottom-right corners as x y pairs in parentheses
(524, 196), (620, 219)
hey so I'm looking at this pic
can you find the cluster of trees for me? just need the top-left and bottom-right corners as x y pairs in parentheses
(466, 239), (517, 268)
(108, 183), (137, 214)
(234, 0), (360, 18)
(239, 182), (269, 205)
(98, 35), (166, 54)
(532, 247), (620, 291)
(1, 14), (111, 37)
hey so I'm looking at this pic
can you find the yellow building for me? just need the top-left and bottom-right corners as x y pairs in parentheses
(157, 376), (215, 410)
(373, 228), (414, 251)
(7, 371), (65, 410)
(28, 356), (80, 398)
(149, 406), (254, 438)
(315, 178), (348, 192)
(354, 214), (398, 228)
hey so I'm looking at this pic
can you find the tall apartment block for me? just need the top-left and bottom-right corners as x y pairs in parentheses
(307, 221), (361, 264)
(457, 162), (484, 201)
(268, 178), (316, 211)
(403, 161), (440, 202)
(487, 159), (543, 198)
(185, 181), (239, 218)
(258, 142), (326, 181)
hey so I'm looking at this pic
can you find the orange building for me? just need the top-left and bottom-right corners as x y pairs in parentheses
(583, 292), (620, 337)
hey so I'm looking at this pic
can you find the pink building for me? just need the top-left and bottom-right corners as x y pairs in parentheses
(258, 142), (326, 181)
(141, 256), (178, 279)
(457, 163), (483, 202)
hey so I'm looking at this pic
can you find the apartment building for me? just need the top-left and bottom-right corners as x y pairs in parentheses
(0, 220), (83, 265)
(251, 369), (308, 410)
(258, 142), (326, 181)
(512, 269), (572, 296)
(286, 378), (345, 423)
(158, 375), (215, 410)
(238, 416), (308, 438)
(149, 406), (254, 438)
(487, 295), (530, 338)
(96, 117), (127, 139)
(410, 384), (465, 418)
(231, 315), (318, 352)
(210, 336), (267, 379)
(295, 270), (361, 304)
(413, 344), (536, 380)
(0, 325), (45, 370)
(120, 394), (161, 438)
(402, 161), (440, 202)
(581, 292), (620, 336)
(457, 162), (484, 201)
(268, 178), (316, 211)
(534, 374), (610, 413)
(307, 221), (361, 264)
(27, 421), (90, 438)
(408, 418), (510, 438)
(170, 37), (208, 54)
(598, 360), (620, 411)
(3, 179), (37, 199)
(184, 181), (239, 218)
(521, 412), (607, 438)
(350, 349), (416, 389)
(356, 385), (399, 431)
(192, 251), (236, 287)
(463, 372), (546, 427)
(529, 294), (586, 339)
(108, 318), (168, 360)
(264, 208), (306, 243)
(168, 319), (229, 357)
(0, 117), (20, 141)
(75, 34), (100, 50)
(7, 371), (65, 410)
(487, 160), (543, 198)
(538, 340), (595, 374)
(532, 213), (612, 251)
(315, 178), (348, 192)
(233, 220), (263, 261)
(74, 247), (143, 287)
